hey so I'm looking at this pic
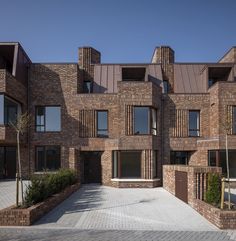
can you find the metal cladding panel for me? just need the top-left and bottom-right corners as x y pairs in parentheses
(101, 65), (108, 93)
(174, 64), (206, 93)
(107, 65), (114, 93)
(93, 65), (102, 93)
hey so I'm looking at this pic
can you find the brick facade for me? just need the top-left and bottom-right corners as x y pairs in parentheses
(0, 43), (236, 188)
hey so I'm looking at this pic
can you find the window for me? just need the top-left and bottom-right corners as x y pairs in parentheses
(189, 110), (200, 137)
(97, 110), (108, 137)
(36, 106), (61, 132)
(163, 80), (169, 93)
(233, 107), (236, 134)
(208, 67), (232, 88)
(134, 107), (157, 135)
(112, 151), (141, 178)
(0, 94), (21, 125)
(35, 146), (60, 171)
(122, 67), (146, 81)
(170, 151), (189, 165)
(83, 81), (93, 93)
(208, 150), (236, 178)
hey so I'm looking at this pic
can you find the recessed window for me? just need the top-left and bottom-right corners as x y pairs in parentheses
(163, 80), (169, 93)
(0, 94), (21, 125)
(208, 67), (232, 88)
(189, 110), (200, 137)
(208, 150), (236, 178)
(122, 67), (146, 81)
(35, 146), (60, 171)
(153, 151), (158, 178)
(97, 110), (108, 137)
(170, 151), (189, 165)
(134, 107), (157, 135)
(36, 106), (61, 132)
(83, 81), (93, 93)
(112, 151), (141, 178)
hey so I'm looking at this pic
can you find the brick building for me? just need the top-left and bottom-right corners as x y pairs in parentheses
(0, 42), (236, 187)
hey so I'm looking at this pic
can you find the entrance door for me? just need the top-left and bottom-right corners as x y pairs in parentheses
(0, 147), (16, 179)
(175, 171), (188, 203)
(82, 152), (102, 184)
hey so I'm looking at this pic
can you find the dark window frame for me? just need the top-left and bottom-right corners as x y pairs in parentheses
(35, 145), (61, 172)
(96, 110), (108, 138)
(0, 94), (21, 126)
(83, 81), (93, 93)
(188, 110), (200, 137)
(35, 105), (61, 133)
(133, 106), (157, 135)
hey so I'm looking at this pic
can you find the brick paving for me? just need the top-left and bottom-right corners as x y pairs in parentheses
(34, 184), (217, 231)
(0, 180), (28, 210)
(0, 228), (235, 241)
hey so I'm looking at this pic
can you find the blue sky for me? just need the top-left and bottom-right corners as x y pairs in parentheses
(0, 0), (235, 63)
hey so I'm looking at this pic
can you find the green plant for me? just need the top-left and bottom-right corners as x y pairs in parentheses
(205, 173), (221, 206)
(24, 169), (77, 207)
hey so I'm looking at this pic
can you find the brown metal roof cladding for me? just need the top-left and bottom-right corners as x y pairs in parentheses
(174, 63), (235, 94)
(93, 64), (163, 93)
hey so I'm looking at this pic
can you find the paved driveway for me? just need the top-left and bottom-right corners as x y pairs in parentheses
(35, 184), (217, 231)
(0, 180), (28, 209)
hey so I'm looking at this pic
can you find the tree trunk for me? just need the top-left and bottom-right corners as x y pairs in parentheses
(17, 131), (24, 205)
(226, 134), (231, 210)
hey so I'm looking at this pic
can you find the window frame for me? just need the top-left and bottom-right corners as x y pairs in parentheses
(96, 110), (108, 138)
(133, 106), (157, 136)
(233, 106), (236, 134)
(112, 150), (142, 179)
(35, 105), (61, 133)
(188, 110), (200, 137)
(0, 94), (21, 126)
(35, 145), (61, 172)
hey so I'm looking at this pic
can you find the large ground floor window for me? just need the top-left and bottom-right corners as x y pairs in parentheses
(112, 151), (141, 178)
(208, 150), (236, 178)
(35, 146), (61, 171)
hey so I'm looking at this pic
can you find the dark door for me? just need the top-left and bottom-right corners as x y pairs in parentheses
(0, 147), (16, 179)
(82, 152), (102, 184)
(175, 171), (188, 203)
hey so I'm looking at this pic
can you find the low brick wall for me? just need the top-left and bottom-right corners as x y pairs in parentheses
(192, 199), (236, 229)
(0, 182), (80, 226)
(110, 179), (161, 188)
(163, 165), (221, 205)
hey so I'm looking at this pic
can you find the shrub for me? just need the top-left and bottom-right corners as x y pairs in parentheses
(205, 173), (221, 206)
(24, 169), (77, 207)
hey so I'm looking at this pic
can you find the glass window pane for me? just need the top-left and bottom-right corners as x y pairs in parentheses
(0, 95), (4, 124)
(45, 107), (61, 131)
(97, 111), (108, 137)
(170, 151), (189, 165)
(83, 81), (93, 93)
(189, 110), (200, 136)
(151, 108), (157, 135)
(233, 107), (236, 134)
(0, 147), (4, 178)
(36, 147), (45, 171)
(4, 97), (18, 125)
(46, 146), (60, 170)
(134, 107), (149, 134)
(120, 151), (141, 178)
(208, 151), (216, 166)
(112, 151), (118, 178)
(153, 151), (158, 178)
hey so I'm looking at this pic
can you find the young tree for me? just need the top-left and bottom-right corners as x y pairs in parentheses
(222, 108), (232, 210)
(10, 112), (30, 207)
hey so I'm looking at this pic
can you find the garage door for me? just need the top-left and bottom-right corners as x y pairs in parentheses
(175, 171), (188, 203)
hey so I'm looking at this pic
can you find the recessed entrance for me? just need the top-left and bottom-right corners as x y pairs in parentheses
(0, 146), (16, 179)
(80, 151), (102, 184)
